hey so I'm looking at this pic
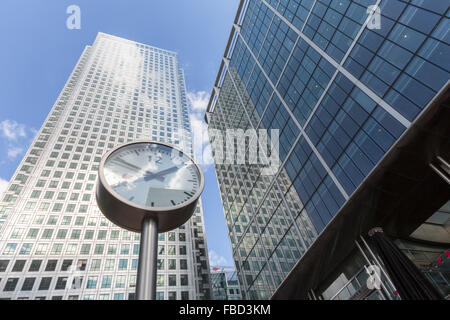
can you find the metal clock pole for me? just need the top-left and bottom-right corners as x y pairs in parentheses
(136, 216), (159, 300)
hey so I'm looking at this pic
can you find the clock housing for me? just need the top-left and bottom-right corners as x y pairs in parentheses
(96, 141), (204, 232)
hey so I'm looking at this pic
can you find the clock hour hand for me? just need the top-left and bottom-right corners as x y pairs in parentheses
(143, 170), (165, 182)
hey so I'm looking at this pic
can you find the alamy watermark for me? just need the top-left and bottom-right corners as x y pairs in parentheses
(366, 5), (381, 30)
(209, 129), (280, 175)
(188, 127), (280, 176)
(66, 5), (81, 30)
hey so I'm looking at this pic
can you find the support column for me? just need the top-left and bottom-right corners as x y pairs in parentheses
(136, 217), (159, 300)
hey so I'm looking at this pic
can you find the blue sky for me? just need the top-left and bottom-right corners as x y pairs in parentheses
(0, 0), (239, 268)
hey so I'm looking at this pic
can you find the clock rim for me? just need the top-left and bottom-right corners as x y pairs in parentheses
(98, 140), (204, 213)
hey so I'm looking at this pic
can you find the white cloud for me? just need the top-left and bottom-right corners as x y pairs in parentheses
(188, 91), (214, 171)
(0, 120), (26, 140)
(0, 178), (8, 198)
(7, 147), (23, 159)
(187, 91), (209, 112)
(0, 119), (34, 163)
(30, 128), (38, 138)
(189, 114), (210, 146)
(209, 250), (228, 267)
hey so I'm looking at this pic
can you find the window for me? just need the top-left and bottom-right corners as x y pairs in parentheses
(113, 293), (124, 300)
(45, 260), (58, 272)
(94, 244), (104, 254)
(90, 259), (101, 271)
(110, 230), (119, 240)
(80, 244), (91, 255)
(168, 275), (176, 286)
(0, 260), (9, 272)
(115, 276), (126, 288)
(61, 216), (72, 225)
(21, 278), (36, 291)
(168, 259), (176, 270)
(121, 244), (130, 255)
(75, 217), (85, 226)
(65, 244), (77, 255)
(129, 275), (136, 288)
(104, 259), (114, 271)
(42, 229), (54, 239)
(4, 278), (19, 291)
(86, 276), (98, 289)
(71, 230), (81, 240)
(55, 277), (68, 290)
(181, 291), (189, 300)
(12, 260), (26, 272)
(118, 259), (128, 270)
(61, 260), (73, 271)
(56, 229), (67, 239)
(97, 230), (107, 240)
(26, 229), (39, 239)
(157, 275), (164, 287)
(101, 276), (112, 289)
(77, 259), (87, 271)
(29, 260), (42, 272)
(168, 291), (177, 300)
(107, 245), (117, 255)
(3, 243), (17, 255)
(19, 244), (32, 255)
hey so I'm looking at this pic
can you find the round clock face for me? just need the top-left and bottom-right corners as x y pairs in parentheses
(103, 143), (201, 209)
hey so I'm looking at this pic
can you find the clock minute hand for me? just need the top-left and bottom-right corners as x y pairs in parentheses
(143, 166), (179, 181)
(112, 158), (143, 173)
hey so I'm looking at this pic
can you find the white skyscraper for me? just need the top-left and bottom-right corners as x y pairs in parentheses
(0, 33), (211, 300)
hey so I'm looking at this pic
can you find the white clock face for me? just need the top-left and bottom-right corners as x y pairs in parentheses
(103, 143), (201, 209)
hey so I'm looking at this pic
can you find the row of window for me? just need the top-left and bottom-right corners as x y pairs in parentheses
(0, 290), (189, 300)
(0, 273), (190, 293)
(2, 242), (188, 256)
(0, 257), (189, 273)
(8, 228), (185, 242)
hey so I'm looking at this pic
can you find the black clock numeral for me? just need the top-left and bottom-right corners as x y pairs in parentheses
(171, 200), (176, 206)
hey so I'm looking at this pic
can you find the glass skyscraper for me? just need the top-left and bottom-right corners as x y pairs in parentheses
(210, 267), (242, 300)
(0, 33), (211, 300)
(206, 0), (449, 299)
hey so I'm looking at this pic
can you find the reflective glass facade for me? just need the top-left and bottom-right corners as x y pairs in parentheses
(207, 0), (449, 299)
(210, 267), (242, 300)
(0, 33), (211, 300)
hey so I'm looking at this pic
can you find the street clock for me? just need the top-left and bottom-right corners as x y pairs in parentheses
(96, 141), (205, 300)
(96, 141), (204, 233)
